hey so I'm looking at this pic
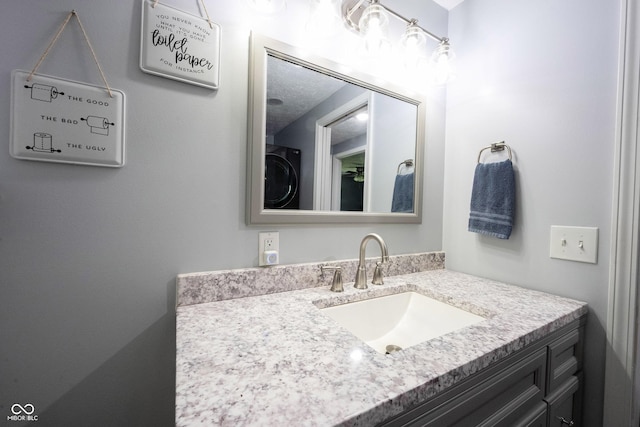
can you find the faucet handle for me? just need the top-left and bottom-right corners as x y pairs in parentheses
(372, 261), (384, 285)
(331, 268), (343, 292)
(321, 265), (344, 292)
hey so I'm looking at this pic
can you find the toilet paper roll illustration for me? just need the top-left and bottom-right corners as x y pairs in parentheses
(24, 83), (63, 102)
(27, 132), (61, 153)
(82, 115), (113, 136)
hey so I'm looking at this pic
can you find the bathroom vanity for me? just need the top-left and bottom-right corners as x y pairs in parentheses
(175, 254), (586, 426)
(379, 313), (583, 426)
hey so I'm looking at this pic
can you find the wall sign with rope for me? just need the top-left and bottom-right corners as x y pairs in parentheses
(10, 10), (126, 167)
(139, 0), (221, 89)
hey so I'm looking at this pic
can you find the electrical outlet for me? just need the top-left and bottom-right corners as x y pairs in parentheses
(258, 232), (279, 266)
(549, 226), (598, 264)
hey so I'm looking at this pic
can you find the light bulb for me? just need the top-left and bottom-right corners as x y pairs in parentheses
(401, 22), (426, 51)
(355, 112), (368, 121)
(359, 2), (390, 55)
(431, 39), (456, 85)
(368, 16), (381, 29)
(400, 22), (427, 72)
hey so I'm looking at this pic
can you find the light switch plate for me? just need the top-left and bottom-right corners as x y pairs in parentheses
(549, 226), (598, 264)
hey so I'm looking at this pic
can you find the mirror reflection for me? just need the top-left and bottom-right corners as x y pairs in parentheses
(248, 34), (425, 224)
(330, 109), (367, 212)
(265, 55), (417, 213)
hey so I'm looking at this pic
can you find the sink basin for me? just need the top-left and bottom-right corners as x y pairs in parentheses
(320, 291), (487, 354)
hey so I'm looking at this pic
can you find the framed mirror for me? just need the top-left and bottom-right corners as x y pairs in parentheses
(247, 33), (426, 224)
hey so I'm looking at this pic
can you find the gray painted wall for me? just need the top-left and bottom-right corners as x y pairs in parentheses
(443, 0), (620, 425)
(369, 91), (418, 213)
(3, 0), (618, 425)
(0, 0), (446, 425)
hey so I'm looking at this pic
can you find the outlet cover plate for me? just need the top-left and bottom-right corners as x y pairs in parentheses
(258, 231), (279, 266)
(549, 226), (598, 264)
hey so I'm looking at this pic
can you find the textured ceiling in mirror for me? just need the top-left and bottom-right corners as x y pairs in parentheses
(266, 55), (368, 144)
(266, 56), (346, 136)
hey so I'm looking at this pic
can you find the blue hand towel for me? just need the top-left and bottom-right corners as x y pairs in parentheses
(468, 159), (515, 239)
(391, 172), (414, 213)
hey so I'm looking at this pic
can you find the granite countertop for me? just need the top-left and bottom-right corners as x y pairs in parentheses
(176, 269), (587, 427)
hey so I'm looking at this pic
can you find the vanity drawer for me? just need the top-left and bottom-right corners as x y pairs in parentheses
(381, 348), (547, 427)
(545, 374), (582, 427)
(547, 327), (583, 393)
(514, 401), (548, 427)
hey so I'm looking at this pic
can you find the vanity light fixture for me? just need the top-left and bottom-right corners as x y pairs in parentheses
(342, 0), (456, 84)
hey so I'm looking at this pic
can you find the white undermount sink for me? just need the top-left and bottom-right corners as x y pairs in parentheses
(320, 291), (487, 354)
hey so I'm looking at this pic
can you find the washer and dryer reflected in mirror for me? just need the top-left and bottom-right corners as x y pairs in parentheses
(247, 34), (426, 224)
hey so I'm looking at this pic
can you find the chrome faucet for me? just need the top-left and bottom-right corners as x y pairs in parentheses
(354, 233), (389, 289)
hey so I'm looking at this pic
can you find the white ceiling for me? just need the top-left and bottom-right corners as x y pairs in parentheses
(433, 0), (464, 10)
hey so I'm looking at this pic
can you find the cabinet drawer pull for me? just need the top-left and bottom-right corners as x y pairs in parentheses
(557, 416), (575, 426)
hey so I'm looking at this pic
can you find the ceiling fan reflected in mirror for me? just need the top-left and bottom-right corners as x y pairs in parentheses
(343, 165), (365, 182)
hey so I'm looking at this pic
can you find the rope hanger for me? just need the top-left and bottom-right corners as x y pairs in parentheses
(26, 10), (113, 98)
(151, 0), (214, 29)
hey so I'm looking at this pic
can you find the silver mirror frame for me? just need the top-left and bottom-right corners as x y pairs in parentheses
(247, 33), (426, 224)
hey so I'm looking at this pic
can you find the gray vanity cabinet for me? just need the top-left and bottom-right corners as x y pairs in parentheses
(545, 326), (583, 427)
(378, 318), (585, 427)
(547, 375), (581, 427)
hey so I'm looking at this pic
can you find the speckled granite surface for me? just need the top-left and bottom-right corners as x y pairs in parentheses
(176, 268), (587, 427)
(176, 251), (445, 307)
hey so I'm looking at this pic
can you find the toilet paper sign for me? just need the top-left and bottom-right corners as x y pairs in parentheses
(139, 0), (220, 89)
(10, 70), (126, 167)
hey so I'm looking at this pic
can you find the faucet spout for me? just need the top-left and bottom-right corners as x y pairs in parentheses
(354, 233), (389, 289)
